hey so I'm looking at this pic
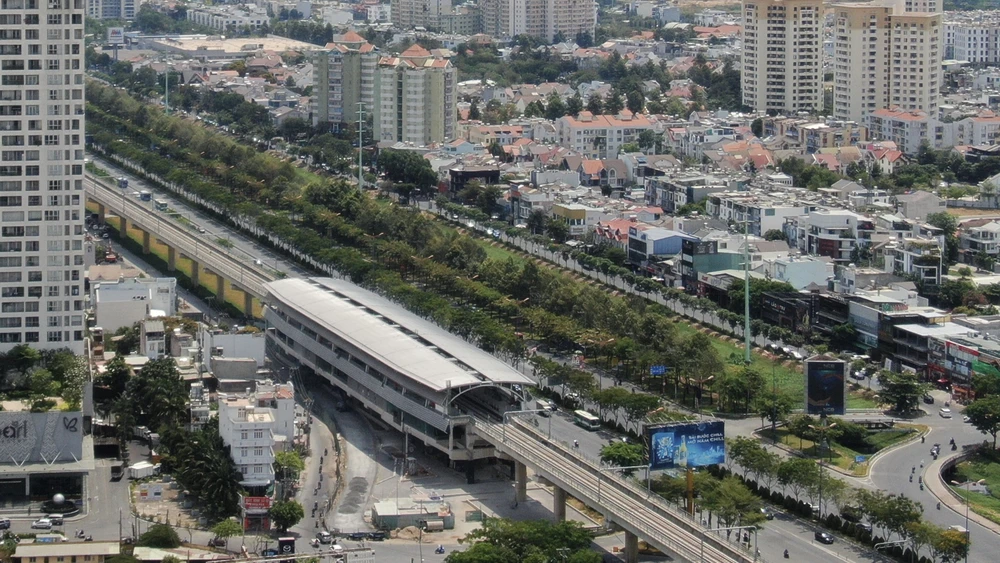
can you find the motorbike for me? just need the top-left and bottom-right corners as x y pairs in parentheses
(952, 443), (958, 451)
(937, 502), (941, 510)
(920, 483), (924, 491)
(75, 530), (85, 539)
(84, 536), (93, 542)
(435, 545), (446, 554)
(784, 549), (789, 559)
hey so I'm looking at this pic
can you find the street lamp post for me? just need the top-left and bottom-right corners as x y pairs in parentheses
(950, 478), (986, 563)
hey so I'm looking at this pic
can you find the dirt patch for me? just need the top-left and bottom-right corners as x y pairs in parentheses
(131, 478), (205, 530)
(392, 525), (435, 542)
(566, 495), (605, 525)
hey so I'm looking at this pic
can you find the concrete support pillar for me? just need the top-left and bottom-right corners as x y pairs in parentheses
(189, 259), (200, 287)
(96, 203), (105, 224)
(118, 215), (127, 235)
(553, 485), (567, 522)
(215, 275), (225, 302)
(514, 461), (527, 503)
(624, 530), (639, 563)
(142, 230), (151, 254)
(243, 291), (253, 318)
(166, 246), (176, 271)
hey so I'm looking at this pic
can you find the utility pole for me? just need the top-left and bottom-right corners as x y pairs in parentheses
(357, 103), (365, 189)
(743, 220), (751, 364)
(164, 69), (169, 114)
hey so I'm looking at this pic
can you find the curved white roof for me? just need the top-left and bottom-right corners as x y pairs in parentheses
(265, 278), (533, 393)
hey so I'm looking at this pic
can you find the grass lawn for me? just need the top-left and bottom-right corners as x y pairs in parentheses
(761, 424), (924, 476)
(951, 449), (1000, 525)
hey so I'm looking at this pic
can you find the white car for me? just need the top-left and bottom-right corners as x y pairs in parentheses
(31, 518), (52, 529)
(940, 407), (953, 418)
(963, 415), (971, 423)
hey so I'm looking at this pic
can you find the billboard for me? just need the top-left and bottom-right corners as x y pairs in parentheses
(806, 358), (846, 415)
(0, 412), (83, 464)
(647, 421), (726, 470)
(107, 27), (125, 46)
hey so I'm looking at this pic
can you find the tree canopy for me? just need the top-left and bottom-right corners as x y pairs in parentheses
(448, 518), (599, 563)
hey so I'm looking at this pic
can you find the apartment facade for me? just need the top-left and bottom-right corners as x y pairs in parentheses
(312, 32), (378, 130)
(390, 0), (452, 29)
(373, 45), (457, 145)
(217, 381), (296, 490)
(481, 0), (596, 43)
(555, 111), (653, 159)
(740, 0), (823, 114)
(0, 0), (87, 353)
(865, 107), (1000, 154)
(832, 1), (943, 123)
(953, 23), (1000, 65)
(86, 0), (137, 20)
(186, 5), (269, 31)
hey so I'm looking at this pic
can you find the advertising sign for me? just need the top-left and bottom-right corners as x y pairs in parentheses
(107, 27), (125, 46)
(0, 412), (83, 463)
(243, 496), (272, 510)
(647, 421), (726, 470)
(138, 483), (163, 502)
(806, 358), (846, 415)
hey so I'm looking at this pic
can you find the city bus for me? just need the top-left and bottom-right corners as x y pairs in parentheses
(153, 199), (168, 211)
(573, 410), (601, 431)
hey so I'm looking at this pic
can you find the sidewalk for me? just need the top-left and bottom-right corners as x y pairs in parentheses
(926, 452), (1000, 534)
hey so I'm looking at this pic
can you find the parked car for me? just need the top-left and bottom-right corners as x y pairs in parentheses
(31, 519), (52, 530)
(346, 532), (366, 541)
(46, 514), (63, 526)
(0, 518), (9, 530)
(814, 531), (835, 544)
(367, 532), (386, 541)
(208, 537), (226, 547)
(316, 531), (333, 544)
(760, 507), (774, 520)
(923, 395), (935, 404)
(963, 415), (971, 423)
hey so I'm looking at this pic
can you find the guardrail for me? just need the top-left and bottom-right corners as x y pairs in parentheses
(473, 418), (753, 563)
(86, 176), (273, 298)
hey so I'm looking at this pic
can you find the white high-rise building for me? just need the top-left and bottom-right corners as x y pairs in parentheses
(740, 0), (823, 114)
(0, 0), (87, 353)
(480, 0), (596, 43)
(831, 0), (943, 123)
(374, 45), (457, 145)
(86, 0), (138, 20)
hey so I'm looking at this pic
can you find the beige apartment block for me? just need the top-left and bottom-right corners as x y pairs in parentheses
(374, 45), (458, 145)
(741, 0), (823, 114)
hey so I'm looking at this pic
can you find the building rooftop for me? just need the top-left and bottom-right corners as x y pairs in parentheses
(14, 541), (120, 558)
(895, 323), (973, 338)
(265, 278), (533, 392)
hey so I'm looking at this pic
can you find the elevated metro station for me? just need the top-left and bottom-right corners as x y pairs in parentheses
(263, 277), (533, 478)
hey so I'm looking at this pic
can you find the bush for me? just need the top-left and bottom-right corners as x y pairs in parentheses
(137, 524), (181, 548)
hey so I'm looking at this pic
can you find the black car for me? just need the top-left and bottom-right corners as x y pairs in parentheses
(260, 549), (279, 557)
(923, 395), (935, 404)
(815, 531), (835, 544)
(367, 532), (386, 541)
(347, 532), (367, 541)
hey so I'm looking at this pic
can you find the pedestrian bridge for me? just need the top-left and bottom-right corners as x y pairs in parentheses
(473, 417), (754, 563)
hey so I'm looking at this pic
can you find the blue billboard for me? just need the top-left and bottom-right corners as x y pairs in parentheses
(647, 421), (726, 470)
(806, 358), (846, 415)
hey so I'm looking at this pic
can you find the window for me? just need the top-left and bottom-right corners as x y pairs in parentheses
(253, 429), (264, 439)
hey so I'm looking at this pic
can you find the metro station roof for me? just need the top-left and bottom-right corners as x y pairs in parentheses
(265, 278), (533, 393)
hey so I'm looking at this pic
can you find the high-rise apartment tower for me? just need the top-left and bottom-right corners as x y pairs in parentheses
(0, 0), (87, 353)
(740, 0), (823, 114)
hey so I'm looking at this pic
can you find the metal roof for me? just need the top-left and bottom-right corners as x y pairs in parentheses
(265, 278), (533, 393)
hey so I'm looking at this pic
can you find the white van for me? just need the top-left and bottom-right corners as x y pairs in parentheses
(535, 399), (553, 416)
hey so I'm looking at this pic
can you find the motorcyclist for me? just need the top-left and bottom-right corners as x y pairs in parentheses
(784, 549), (789, 559)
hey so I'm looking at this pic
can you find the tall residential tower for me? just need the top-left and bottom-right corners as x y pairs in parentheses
(0, 0), (87, 353)
(832, 0), (943, 122)
(740, 0), (823, 114)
